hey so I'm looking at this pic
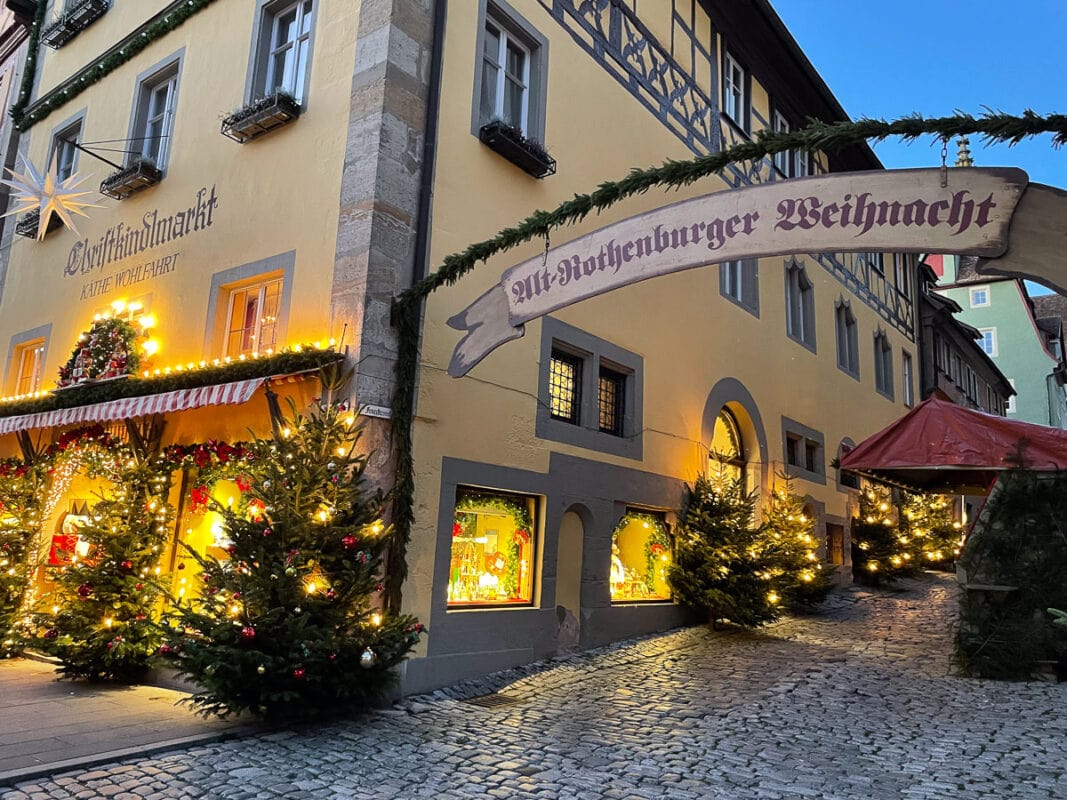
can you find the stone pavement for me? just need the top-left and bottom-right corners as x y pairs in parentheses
(2, 574), (1066, 799)
(0, 659), (251, 786)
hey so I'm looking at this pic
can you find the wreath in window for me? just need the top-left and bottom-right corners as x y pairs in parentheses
(57, 317), (141, 388)
(454, 491), (533, 599)
(613, 512), (671, 594)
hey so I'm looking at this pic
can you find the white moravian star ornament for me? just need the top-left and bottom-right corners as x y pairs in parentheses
(1, 154), (101, 240)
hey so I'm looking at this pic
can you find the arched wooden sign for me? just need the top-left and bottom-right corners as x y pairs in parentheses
(447, 167), (1064, 376)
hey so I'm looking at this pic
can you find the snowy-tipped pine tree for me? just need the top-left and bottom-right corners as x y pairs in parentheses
(164, 373), (422, 720)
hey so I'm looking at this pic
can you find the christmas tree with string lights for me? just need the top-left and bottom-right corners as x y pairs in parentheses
(668, 465), (779, 628)
(0, 460), (43, 656)
(163, 369), (422, 720)
(761, 474), (834, 609)
(32, 454), (175, 680)
(850, 483), (917, 585)
(899, 492), (963, 571)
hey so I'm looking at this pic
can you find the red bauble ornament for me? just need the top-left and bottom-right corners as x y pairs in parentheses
(327, 653), (337, 661)
(120, 560), (133, 570)
(77, 583), (92, 598)
(135, 583), (143, 590)
(341, 535), (358, 550)
(452, 522), (463, 538)
(240, 626), (256, 641)
(44, 628), (58, 639)
(159, 643), (173, 655)
(292, 667), (306, 680)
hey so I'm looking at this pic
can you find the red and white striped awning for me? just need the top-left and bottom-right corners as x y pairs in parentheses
(0, 378), (266, 435)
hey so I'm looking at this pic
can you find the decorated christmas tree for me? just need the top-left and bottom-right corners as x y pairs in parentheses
(668, 467), (778, 628)
(0, 459), (44, 656)
(163, 371), (422, 720)
(761, 474), (834, 609)
(850, 483), (916, 585)
(33, 438), (175, 681)
(899, 492), (962, 571)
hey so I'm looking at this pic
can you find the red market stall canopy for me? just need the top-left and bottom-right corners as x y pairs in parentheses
(839, 393), (1067, 495)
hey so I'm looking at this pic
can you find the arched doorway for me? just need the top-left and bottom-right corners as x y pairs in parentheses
(555, 509), (585, 650)
(710, 407), (746, 485)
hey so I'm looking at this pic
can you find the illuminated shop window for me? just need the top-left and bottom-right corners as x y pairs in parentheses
(710, 408), (745, 484)
(548, 349), (581, 423)
(225, 276), (282, 356)
(448, 489), (536, 606)
(610, 511), (671, 602)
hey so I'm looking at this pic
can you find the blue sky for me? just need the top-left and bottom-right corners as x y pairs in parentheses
(771, 0), (1065, 188)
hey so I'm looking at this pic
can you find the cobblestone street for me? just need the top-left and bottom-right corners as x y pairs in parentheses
(3, 574), (1065, 799)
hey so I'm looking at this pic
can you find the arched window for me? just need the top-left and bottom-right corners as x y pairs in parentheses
(710, 408), (745, 484)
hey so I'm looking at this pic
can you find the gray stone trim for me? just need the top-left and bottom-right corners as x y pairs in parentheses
(46, 106), (86, 174)
(124, 48), (185, 173)
(471, 0), (549, 142)
(834, 295), (860, 381)
(403, 452), (693, 694)
(4, 323), (51, 394)
(784, 256), (816, 354)
(700, 377), (769, 488)
(330, 0), (434, 419)
(834, 437), (859, 493)
(200, 250), (295, 359)
(781, 415), (826, 485)
(719, 258), (759, 317)
(536, 317), (643, 459)
(873, 326), (895, 401)
(242, 0), (320, 108)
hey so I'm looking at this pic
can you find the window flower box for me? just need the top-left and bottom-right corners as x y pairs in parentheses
(100, 157), (162, 201)
(478, 120), (556, 179)
(40, 0), (110, 49)
(15, 209), (65, 239)
(220, 92), (302, 143)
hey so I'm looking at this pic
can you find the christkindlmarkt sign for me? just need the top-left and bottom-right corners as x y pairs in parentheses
(447, 167), (1066, 376)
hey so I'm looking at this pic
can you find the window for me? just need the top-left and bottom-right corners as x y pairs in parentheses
(1007, 379), (1016, 414)
(449, 488), (536, 606)
(474, 2), (547, 140)
(869, 252), (885, 276)
(874, 330), (893, 398)
(793, 148), (809, 178)
(537, 319), (642, 458)
(772, 111), (790, 175)
(720, 258), (759, 315)
(969, 286), (990, 308)
(611, 511), (671, 602)
(548, 350), (581, 424)
(598, 365), (626, 436)
(978, 328), (997, 357)
(835, 299), (859, 377)
(710, 408), (745, 484)
(12, 340), (45, 395)
(224, 276), (283, 356)
(893, 253), (912, 298)
(722, 51), (745, 128)
(50, 119), (82, 181)
(785, 260), (815, 349)
(836, 440), (860, 490)
(133, 62), (180, 169)
(782, 417), (825, 482)
(902, 351), (914, 407)
(250, 0), (315, 103)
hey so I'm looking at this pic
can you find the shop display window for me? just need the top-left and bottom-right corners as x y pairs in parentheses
(610, 511), (671, 602)
(448, 488), (536, 606)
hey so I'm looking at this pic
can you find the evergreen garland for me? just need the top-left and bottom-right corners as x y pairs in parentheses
(9, 0), (46, 129)
(0, 348), (340, 419)
(12, 0), (220, 131)
(385, 111), (1067, 612)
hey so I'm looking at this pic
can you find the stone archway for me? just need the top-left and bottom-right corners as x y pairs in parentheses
(701, 377), (769, 496)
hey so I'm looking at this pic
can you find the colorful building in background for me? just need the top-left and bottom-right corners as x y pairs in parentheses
(0, 0), (933, 693)
(934, 254), (1067, 428)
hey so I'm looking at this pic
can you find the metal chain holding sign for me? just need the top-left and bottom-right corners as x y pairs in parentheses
(940, 137), (949, 188)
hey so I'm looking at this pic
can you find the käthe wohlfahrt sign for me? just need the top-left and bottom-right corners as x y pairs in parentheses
(447, 167), (1047, 376)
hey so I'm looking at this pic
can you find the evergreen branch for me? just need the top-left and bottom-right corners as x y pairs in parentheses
(395, 110), (1066, 309)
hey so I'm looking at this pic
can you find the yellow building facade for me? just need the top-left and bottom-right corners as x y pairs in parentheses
(0, 0), (918, 693)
